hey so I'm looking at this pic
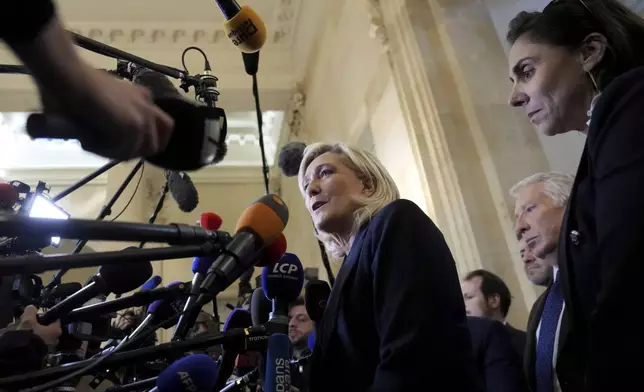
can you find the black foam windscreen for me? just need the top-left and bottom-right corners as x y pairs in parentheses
(250, 287), (271, 326)
(166, 170), (199, 212)
(304, 280), (331, 323)
(277, 141), (306, 177)
(132, 69), (183, 100)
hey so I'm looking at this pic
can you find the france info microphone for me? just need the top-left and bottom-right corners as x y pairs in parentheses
(262, 253), (304, 331)
(304, 280), (331, 322)
(200, 194), (289, 295)
(265, 333), (291, 392)
(216, 1), (267, 53)
(215, 308), (254, 391)
(165, 170), (199, 212)
(39, 261), (152, 325)
(150, 354), (219, 392)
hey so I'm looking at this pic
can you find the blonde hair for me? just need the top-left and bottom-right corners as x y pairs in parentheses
(298, 142), (400, 258)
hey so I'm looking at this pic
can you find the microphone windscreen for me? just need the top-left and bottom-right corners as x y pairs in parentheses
(223, 308), (253, 331)
(257, 233), (287, 267)
(132, 68), (183, 100)
(99, 261), (153, 295)
(235, 194), (289, 246)
(261, 253), (304, 301)
(166, 171), (199, 212)
(0, 183), (18, 210)
(277, 141), (306, 177)
(265, 333), (292, 392)
(141, 275), (163, 291)
(304, 280), (331, 323)
(192, 256), (215, 275)
(148, 281), (185, 327)
(156, 354), (219, 392)
(250, 288), (271, 326)
(200, 212), (223, 230)
(223, 5), (267, 53)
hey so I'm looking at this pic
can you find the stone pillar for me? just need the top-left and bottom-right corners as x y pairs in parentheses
(367, 0), (552, 324)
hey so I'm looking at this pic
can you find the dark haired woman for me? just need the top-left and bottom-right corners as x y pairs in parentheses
(506, 1), (644, 391)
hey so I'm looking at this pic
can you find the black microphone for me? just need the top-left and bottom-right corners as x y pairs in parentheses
(277, 141), (306, 177)
(250, 288), (271, 327)
(38, 262), (152, 325)
(304, 280), (330, 323)
(165, 170), (199, 212)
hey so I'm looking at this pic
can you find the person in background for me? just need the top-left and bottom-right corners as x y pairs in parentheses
(466, 316), (528, 392)
(509, 172), (575, 392)
(298, 142), (481, 391)
(507, 0), (644, 389)
(461, 269), (526, 359)
(520, 239), (553, 288)
(2, 2), (173, 161)
(288, 297), (314, 360)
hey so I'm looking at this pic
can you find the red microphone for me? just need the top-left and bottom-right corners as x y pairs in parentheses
(200, 212), (223, 230)
(257, 233), (287, 267)
(0, 183), (18, 210)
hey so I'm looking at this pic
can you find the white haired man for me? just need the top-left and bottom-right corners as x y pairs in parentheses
(509, 172), (580, 392)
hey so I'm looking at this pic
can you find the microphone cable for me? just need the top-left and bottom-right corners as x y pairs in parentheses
(21, 299), (208, 392)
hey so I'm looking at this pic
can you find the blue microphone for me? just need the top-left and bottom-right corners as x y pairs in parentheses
(214, 308), (254, 391)
(150, 354), (219, 392)
(307, 330), (316, 352)
(173, 256), (216, 341)
(261, 253), (304, 334)
(141, 275), (163, 291)
(264, 333), (292, 392)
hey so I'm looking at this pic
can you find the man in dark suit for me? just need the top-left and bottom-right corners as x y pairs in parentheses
(461, 269), (527, 360)
(510, 172), (584, 392)
(467, 316), (528, 392)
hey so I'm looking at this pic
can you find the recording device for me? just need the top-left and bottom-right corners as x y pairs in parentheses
(216, 0), (267, 53)
(277, 141), (307, 177)
(38, 261), (153, 325)
(0, 183), (18, 210)
(304, 280), (331, 322)
(41, 282), (83, 308)
(28, 194), (70, 247)
(265, 333), (292, 392)
(150, 354), (220, 392)
(199, 194), (289, 296)
(261, 253), (305, 333)
(165, 170), (199, 213)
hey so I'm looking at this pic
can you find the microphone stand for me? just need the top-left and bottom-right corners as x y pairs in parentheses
(138, 181), (170, 249)
(51, 160), (120, 202)
(43, 159), (145, 293)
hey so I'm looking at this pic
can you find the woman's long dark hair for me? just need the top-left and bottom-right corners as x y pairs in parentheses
(506, 0), (644, 90)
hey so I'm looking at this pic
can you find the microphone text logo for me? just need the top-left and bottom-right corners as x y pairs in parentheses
(272, 263), (298, 275)
(274, 357), (291, 391)
(178, 371), (197, 392)
(228, 19), (258, 46)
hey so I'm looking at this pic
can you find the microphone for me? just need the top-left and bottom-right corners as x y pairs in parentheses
(0, 183), (18, 210)
(307, 330), (316, 352)
(150, 354), (219, 392)
(141, 275), (163, 291)
(200, 194), (289, 296)
(38, 262), (152, 325)
(304, 280), (331, 323)
(41, 282), (82, 308)
(173, 213), (224, 340)
(250, 288), (271, 327)
(165, 170), (199, 212)
(216, 1), (267, 53)
(261, 253), (305, 333)
(264, 333), (292, 392)
(215, 308), (254, 391)
(200, 211), (223, 230)
(277, 141), (307, 177)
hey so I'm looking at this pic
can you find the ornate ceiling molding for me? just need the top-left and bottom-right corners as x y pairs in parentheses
(285, 87), (306, 138)
(365, 0), (389, 50)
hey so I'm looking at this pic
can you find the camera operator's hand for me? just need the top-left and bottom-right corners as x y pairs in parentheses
(16, 305), (61, 347)
(10, 16), (174, 161)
